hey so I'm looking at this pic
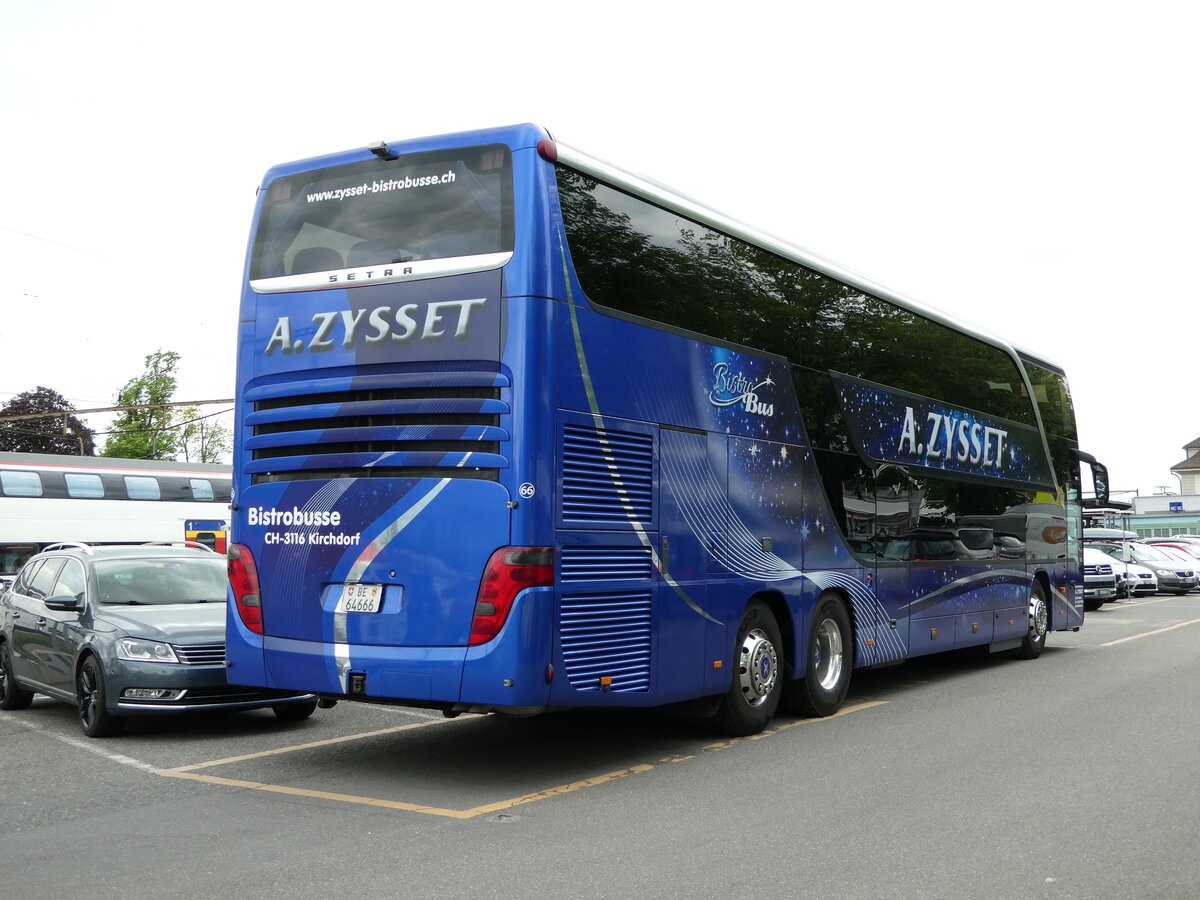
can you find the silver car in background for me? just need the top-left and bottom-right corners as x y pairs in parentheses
(1090, 541), (1197, 596)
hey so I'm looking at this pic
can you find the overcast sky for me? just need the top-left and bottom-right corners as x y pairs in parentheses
(1, 0), (1196, 498)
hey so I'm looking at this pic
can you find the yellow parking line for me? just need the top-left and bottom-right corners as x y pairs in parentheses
(161, 763), (656, 819)
(158, 717), (453, 774)
(1101, 617), (1200, 647)
(156, 700), (886, 819)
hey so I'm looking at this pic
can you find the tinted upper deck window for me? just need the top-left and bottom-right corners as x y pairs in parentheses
(556, 167), (1037, 431)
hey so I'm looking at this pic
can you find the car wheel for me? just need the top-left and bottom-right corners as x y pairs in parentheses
(272, 698), (318, 721)
(0, 641), (34, 711)
(712, 600), (783, 736)
(77, 656), (125, 738)
(1015, 581), (1049, 659)
(781, 591), (852, 717)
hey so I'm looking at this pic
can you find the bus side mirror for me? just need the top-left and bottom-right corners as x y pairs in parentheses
(1091, 462), (1110, 505)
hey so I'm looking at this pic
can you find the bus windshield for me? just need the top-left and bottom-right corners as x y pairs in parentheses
(249, 143), (514, 286)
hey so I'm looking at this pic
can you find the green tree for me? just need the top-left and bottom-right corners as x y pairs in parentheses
(101, 350), (182, 460)
(0, 386), (96, 455)
(177, 405), (232, 463)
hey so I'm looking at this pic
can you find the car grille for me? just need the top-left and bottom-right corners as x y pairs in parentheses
(174, 642), (225, 666)
(1084, 564), (1112, 576)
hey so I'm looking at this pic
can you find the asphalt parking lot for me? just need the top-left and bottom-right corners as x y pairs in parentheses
(4, 590), (1200, 899)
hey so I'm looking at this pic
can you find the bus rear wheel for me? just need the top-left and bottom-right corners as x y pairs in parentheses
(782, 592), (852, 718)
(712, 600), (782, 736)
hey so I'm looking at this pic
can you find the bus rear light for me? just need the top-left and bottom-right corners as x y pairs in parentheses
(537, 139), (558, 162)
(228, 543), (264, 635)
(469, 547), (554, 645)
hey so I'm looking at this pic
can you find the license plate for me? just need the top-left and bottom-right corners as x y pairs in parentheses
(335, 583), (383, 613)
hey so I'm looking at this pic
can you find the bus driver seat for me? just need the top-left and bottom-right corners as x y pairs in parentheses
(347, 240), (398, 267)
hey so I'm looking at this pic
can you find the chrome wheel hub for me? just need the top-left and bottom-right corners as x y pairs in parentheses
(814, 617), (845, 691)
(737, 627), (778, 708)
(1028, 593), (1048, 637)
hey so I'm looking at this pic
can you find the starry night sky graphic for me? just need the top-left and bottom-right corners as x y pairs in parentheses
(832, 375), (1054, 489)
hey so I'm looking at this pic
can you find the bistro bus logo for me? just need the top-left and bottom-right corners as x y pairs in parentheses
(708, 363), (775, 417)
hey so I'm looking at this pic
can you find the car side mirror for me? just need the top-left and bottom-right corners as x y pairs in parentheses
(43, 593), (84, 612)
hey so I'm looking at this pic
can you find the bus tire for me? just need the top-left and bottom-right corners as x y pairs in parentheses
(0, 641), (34, 711)
(713, 600), (783, 736)
(782, 592), (851, 718)
(1015, 581), (1049, 659)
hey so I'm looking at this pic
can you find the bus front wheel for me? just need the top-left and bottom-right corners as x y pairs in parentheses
(782, 592), (852, 718)
(1015, 582), (1049, 659)
(712, 600), (783, 736)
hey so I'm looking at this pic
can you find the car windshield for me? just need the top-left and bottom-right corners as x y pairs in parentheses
(1129, 545), (1171, 563)
(95, 557), (227, 605)
(1152, 547), (1200, 561)
(1157, 547), (1193, 562)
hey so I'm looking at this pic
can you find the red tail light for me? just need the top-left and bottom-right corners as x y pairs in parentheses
(228, 543), (264, 635)
(469, 547), (554, 645)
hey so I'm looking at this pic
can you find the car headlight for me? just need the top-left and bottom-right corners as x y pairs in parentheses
(116, 638), (179, 663)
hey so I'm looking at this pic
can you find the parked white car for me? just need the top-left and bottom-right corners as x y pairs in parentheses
(1082, 547), (1119, 610)
(1089, 548), (1157, 598)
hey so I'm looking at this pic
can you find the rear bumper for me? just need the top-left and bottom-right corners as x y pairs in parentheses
(227, 587), (555, 710)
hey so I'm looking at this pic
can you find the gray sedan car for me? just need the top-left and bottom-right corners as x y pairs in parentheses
(1091, 541), (1199, 595)
(0, 542), (316, 737)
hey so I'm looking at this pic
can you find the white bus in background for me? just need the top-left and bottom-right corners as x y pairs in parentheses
(0, 452), (231, 580)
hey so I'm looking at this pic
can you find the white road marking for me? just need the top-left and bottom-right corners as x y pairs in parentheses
(9, 716), (159, 772)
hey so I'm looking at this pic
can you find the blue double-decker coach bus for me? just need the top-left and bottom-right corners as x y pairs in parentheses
(227, 124), (1109, 735)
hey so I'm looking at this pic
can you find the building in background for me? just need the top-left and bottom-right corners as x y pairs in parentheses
(1170, 436), (1200, 495)
(1129, 494), (1200, 537)
(1108, 435), (1200, 537)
